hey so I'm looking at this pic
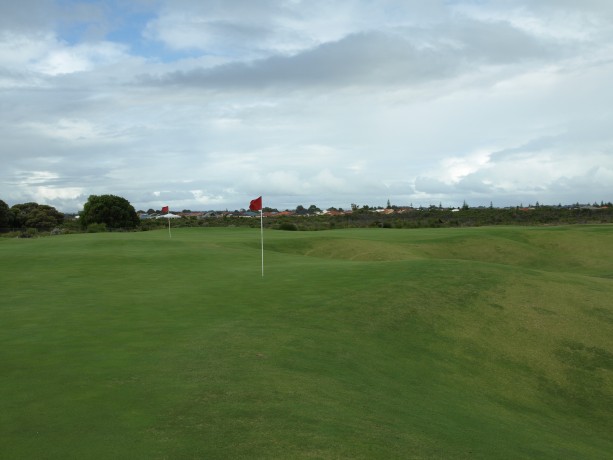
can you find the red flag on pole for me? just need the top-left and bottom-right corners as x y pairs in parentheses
(249, 196), (264, 277)
(162, 206), (169, 214)
(249, 196), (262, 211)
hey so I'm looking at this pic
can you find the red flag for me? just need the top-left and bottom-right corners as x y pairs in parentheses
(249, 196), (262, 211)
(162, 206), (169, 213)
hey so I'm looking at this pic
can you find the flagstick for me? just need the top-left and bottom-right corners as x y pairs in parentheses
(168, 215), (172, 238)
(260, 209), (264, 277)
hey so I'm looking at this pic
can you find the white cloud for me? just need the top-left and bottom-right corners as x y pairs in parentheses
(33, 186), (84, 201)
(34, 41), (129, 75)
(436, 150), (493, 184)
(18, 170), (59, 185)
(25, 119), (110, 142)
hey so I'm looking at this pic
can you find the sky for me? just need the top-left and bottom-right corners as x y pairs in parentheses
(1, 0), (613, 212)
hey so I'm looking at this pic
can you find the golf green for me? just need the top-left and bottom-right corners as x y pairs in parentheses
(1, 226), (612, 458)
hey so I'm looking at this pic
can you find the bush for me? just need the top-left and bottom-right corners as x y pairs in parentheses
(80, 194), (139, 229)
(278, 222), (298, 231)
(0, 231), (21, 238)
(87, 223), (107, 233)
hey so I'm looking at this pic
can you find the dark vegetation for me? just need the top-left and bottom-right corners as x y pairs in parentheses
(0, 200), (65, 237)
(139, 204), (613, 232)
(79, 194), (139, 230)
(2, 196), (613, 236)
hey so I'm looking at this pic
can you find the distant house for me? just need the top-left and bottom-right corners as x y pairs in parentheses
(323, 210), (345, 216)
(393, 207), (415, 213)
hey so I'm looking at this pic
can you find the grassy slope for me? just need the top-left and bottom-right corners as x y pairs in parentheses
(0, 226), (612, 459)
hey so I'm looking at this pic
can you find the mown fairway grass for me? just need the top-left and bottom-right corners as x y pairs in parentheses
(1, 225), (612, 459)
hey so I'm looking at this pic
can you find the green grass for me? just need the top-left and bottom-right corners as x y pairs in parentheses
(1, 226), (612, 459)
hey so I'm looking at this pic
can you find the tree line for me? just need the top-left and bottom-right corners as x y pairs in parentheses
(156, 205), (613, 231)
(0, 195), (139, 235)
(2, 194), (613, 236)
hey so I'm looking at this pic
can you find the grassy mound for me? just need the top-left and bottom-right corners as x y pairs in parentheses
(1, 226), (612, 458)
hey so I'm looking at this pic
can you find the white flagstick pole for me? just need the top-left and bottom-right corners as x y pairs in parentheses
(260, 209), (264, 277)
(168, 215), (172, 238)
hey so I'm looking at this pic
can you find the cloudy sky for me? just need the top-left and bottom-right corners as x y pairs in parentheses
(1, 0), (612, 212)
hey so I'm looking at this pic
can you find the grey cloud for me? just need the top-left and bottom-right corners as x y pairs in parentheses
(156, 0), (285, 17)
(414, 176), (456, 194)
(448, 19), (557, 63)
(490, 136), (559, 161)
(0, 1), (109, 40)
(144, 0), (295, 54)
(515, 0), (613, 17)
(454, 176), (496, 194)
(199, 20), (273, 46)
(0, 1), (55, 32)
(491, 118), (613, 163)
(550, 166), (612, 190)
(143, 18), (554, 91)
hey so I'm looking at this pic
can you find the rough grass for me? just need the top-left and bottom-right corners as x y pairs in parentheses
(1, 226), (612, 459)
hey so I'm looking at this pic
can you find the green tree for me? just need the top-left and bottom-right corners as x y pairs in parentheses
(0, 199), (9, 229)
(307, 204), (321, 214)
(80, 194), (139, 229)
(10, 202), (64, 230)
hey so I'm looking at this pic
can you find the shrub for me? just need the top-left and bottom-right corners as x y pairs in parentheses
(1, 231), (21, 238)
(87, 223), (107, 233)
(278, 222), (298, 231)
